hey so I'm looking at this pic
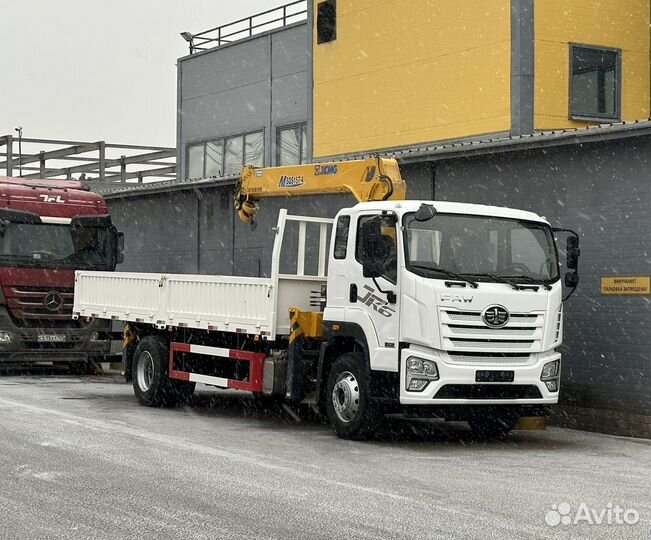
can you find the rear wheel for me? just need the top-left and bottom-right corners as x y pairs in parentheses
(325, 352), (383, 440)
(132, 336), (195, 407)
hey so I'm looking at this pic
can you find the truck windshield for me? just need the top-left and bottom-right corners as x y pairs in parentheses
(403, 213), (559, 284)
(0, 223), (116, 270)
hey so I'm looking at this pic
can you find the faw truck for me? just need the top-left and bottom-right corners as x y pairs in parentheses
(72, 158), (579, 439)
(0, 176), (123, 369)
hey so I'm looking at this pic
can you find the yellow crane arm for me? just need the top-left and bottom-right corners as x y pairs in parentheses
(234, 157), (407, 225)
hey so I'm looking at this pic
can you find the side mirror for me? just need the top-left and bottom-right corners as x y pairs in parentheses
(361, 217), (383, 278)
(565, 272), (579, 288)
(566, 235), (580, 270)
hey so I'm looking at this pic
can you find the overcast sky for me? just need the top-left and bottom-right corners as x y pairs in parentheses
(0, 0), (278, 147)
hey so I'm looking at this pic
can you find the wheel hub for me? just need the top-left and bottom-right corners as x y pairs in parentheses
(331, 371), (360, 423)
(136, 351), (155, 392)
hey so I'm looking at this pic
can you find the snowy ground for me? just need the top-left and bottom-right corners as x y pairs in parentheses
(0, 374), (648, 540)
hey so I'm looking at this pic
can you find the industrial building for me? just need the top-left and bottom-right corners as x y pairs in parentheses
(106, 0), (651, 437)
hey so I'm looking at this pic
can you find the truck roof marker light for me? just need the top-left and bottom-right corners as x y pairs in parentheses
(332, 324), (341, 332)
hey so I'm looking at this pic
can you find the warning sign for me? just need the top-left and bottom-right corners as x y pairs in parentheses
(600, 276), (650, 296)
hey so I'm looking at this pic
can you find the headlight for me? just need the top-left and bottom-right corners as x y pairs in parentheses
(544, 380), (558, 392)
(541, 359), (560, 393)
(0, 331), (12, 343)
(541, 360), (559, 380)
(406, 357), (439, 392)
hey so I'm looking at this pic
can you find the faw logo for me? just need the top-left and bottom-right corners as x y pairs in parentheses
(278, 175), (304, 188)
(360, 285), (395, 318)
(39, 195), (65, 203)
(440, 293), (474, 303)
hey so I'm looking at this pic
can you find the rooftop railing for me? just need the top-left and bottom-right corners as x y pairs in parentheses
(181, 0), (307, 54)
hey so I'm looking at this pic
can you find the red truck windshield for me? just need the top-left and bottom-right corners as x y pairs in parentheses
(0, 223), (117, 270)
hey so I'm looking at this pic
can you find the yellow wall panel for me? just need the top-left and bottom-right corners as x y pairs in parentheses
(534, 0), (650, 130)
(312, 0), (511, 158)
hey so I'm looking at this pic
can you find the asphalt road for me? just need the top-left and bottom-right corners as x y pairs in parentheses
(0, 374), (649, 540)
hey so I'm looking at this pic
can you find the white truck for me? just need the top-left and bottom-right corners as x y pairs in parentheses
(73, 158), (580, 439)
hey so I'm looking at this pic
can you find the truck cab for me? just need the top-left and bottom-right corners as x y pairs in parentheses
(322, 200), (573, 437)
(0, 177), (123, 368)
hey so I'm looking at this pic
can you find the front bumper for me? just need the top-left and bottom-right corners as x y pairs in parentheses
(399, 345), (561, 405)
(0, 305), (112, 363)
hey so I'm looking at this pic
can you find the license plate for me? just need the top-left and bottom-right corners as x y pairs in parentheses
(475, 370), (514, 382)
(37, 334), (67, 343)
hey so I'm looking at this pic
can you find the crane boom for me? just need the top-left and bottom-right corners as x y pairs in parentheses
(235, 157), (406, 225)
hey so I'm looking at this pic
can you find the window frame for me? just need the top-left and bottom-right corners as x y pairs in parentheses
(569, 43), (622, 122)
(186, 128), (265, 179)
(276, 123), (308, 166)
(355, 213), (398, 284)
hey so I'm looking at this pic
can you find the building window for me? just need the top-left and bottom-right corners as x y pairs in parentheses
(186, 130), (264, 179)
(570, 45), (621, 121)
(316, 0), (336, 44)
(187, 144), (204, 179)
(277, 124), (307, 165)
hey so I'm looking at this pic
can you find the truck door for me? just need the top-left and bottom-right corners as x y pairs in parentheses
(347, 212), (401, 372)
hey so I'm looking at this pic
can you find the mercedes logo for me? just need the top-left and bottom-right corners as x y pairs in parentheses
(43, 292), (64, 312)
(482, 305), (510, 328)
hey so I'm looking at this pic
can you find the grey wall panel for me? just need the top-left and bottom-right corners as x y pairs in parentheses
(434, 139), (651, 416)
(271, 25), (308, 77)
(181, 39), (270, 100)
(181, 87), (270, 144)
(271, 73), (308, 126)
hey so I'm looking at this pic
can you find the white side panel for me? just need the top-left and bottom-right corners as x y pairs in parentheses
(74, 271), (275, 337)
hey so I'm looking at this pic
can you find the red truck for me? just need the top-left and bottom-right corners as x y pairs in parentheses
(0, 177), (123, 369)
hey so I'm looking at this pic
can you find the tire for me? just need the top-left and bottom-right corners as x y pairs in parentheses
(132, 335), (195, 407)
(325, 352), (384, 440)
(468, 410), (519, 440)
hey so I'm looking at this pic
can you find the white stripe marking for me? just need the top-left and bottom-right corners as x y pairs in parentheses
(188, 373), (230, 388)
(188, 344), (231, 358)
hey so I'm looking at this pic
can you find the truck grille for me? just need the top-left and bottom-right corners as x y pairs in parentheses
(440, 309), (544, 358)
(434, 384), (542, 400)
(4, 286), (75, 325)
(445, 352), (532, 365)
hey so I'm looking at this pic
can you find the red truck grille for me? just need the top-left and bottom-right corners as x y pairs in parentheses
(4, 286), (75, 323)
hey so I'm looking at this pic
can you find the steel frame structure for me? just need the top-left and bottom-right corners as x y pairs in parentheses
(0, 134), (175, 184)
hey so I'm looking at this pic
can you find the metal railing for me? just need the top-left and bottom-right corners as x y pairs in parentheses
(184, 0), (307, 54)
(0, 135), (176, 185)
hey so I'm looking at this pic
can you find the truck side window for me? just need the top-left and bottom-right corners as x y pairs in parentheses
(333, 215), (350, 259)
(356, 215), (397, 283)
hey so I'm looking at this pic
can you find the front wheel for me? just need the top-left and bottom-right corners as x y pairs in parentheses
(325, 352), (383, 440)
(132, 336), (195, 407)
